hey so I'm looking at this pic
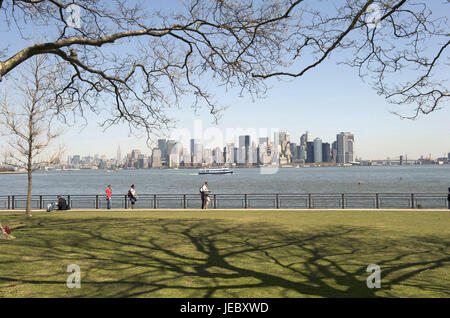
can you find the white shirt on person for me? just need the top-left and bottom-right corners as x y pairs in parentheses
(200, 184), (209, 194)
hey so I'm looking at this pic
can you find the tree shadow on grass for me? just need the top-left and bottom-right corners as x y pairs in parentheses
(0, 216), (449, 297)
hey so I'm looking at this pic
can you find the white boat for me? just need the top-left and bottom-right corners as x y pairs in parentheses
(198, 167), (233, 175)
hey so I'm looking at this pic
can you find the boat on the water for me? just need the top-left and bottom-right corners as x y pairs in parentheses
(198, 167), (233, 175)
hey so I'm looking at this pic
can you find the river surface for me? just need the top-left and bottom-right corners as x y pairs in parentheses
(0, 165), (449, 195)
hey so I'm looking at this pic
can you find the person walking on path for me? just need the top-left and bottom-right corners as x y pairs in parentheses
(106, 185), (112, 209)
(128, 184), (138, 209)
(200, 181), (210, 209)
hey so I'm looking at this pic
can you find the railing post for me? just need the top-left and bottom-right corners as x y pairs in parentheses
(124, 195), (128, 209)
(8, 195), (10, 210)
(39, 195), (43, 209)
(376, 193), (379, 209)
(342, 194), (345, 209)
(68, 195), (71, 208)
(183, 194), (186, 209)
(214, 194), (217, 209)
(96, 195), (99, 209)
(308, 194), (312, 209)
(244, 194), (247, 209)
(276, 194), (279, 209)
(411, 193), (415, 209)
(12, 195), (15, 210)
(154, 194), (157, 209)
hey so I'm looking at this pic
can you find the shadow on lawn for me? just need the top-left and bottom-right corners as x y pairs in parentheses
(0, 216), (449, 297)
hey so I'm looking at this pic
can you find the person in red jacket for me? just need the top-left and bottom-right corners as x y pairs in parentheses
(106, 185), (112, 209)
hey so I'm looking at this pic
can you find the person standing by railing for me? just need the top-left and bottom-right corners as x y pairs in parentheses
(448, 187), (450, 209)
(128, 184), (138, 209)
(200, 181), (210, 209)
(106, 185), (112, 209)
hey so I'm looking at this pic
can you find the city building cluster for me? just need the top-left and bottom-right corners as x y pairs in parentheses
(2, 130), (449, 172)
(65, 131), (356, 169)
(59, 130), (450, 170)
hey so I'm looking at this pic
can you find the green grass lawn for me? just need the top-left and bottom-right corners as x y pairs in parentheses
(0, 209), (449, 298)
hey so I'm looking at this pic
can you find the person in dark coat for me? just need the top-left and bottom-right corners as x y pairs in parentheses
(57, 195), (70, 210)
(447, 187), (450, 209)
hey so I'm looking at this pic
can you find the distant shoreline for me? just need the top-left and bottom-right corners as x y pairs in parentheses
(0, 171), (26, 174)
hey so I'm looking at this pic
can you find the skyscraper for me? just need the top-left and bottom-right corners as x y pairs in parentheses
(151, 148), (162, 168)
(158, 139), (168, 164)
(336, 132), (354, 164)
(190, 139), (196, 164)
(322, 143), (331, 163)
(298, 145), (307, 162)
(306, 141), (314, 163)
(117, 145), (121, 164)
(239, 135), (251, 165)
(300, 131), (311, 146)
(313, 138), (323, 163)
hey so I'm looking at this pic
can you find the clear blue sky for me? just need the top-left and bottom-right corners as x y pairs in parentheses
(1, 0), (449, 160)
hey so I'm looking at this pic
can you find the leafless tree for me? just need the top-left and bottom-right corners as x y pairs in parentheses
(0, 56), (64, 217)
(0, 0), (448, 138)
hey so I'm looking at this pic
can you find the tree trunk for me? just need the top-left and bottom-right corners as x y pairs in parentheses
(26, 168), (32, 217)
(26, 110), (33, 217)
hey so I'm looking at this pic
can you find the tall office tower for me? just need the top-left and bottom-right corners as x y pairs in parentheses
(203, 148), (213, 164)
(345, 133), (354, 163)
(233, 146), (238, 164)
(223, 147), (227, 163)
(117, 145), (122, 164)
(399, 155), (404, 166)
(306, 141), (314, 163)
(336, 132), (355, 163)
(250, 144), (258, 165)
(331, 141), (337, 162)
(151, 148), (162, 168)
(190, 139), (196, 164)
(181, 147), (190, 166)
(278, 131), (291, 163)
(131, 150), (135, 160)
(313, 138), (323, 163)
(225, 143), (234, 164)
(137, 154), (146, 169)
(322, 142), (331, 163)
(300, 135), (305, 146)
(194, 142), (203, 165)
(158, 139), (168, 163)
(298, 145), (307, 161)
(214, 147), (224, 164)
(239, 135), (251, 165)
(290, 142), (297, 160)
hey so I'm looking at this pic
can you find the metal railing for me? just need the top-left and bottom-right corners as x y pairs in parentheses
(0, 193), (448, 210)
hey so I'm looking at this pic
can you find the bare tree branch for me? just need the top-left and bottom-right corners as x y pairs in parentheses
(0, 0), (448, 134)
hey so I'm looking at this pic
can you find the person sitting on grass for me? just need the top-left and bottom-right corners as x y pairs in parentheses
(47, 195), (70, 212)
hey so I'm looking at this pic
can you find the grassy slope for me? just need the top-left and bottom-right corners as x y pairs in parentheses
(0, 210), (449, 298)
